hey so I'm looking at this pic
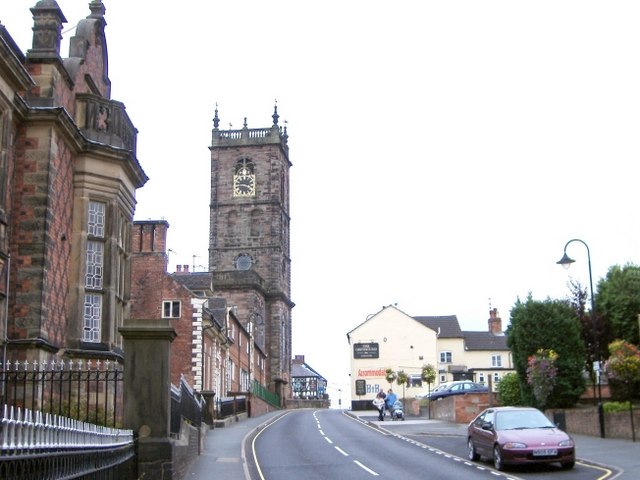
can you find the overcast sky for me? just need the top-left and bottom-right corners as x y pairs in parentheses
(4, 1), (640, 400)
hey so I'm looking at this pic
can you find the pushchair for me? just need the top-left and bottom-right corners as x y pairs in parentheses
(390, 399), (405, 421)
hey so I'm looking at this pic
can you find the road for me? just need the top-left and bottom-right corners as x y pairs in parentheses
(247, 409), (614, 480)
(248, 409), (515, 480)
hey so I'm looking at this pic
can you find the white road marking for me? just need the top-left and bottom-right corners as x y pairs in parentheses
(354, 460), (379, 476)
(335, 446), (349, 456)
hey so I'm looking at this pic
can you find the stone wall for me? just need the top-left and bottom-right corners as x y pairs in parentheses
(284, 398), (330, 410)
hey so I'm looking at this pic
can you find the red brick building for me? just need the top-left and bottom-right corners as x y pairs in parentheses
(131, 220), (267, 396)
(0, 1), (147, 365)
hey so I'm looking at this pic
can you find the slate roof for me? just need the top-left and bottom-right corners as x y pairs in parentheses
(463, 331), (509, 351)
(171, 272), (214, 293)
(413, 315), (464, 338)
(291, 362), (326, 381)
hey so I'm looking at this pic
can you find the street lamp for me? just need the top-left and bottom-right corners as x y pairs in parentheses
(557, 238), (605, 438)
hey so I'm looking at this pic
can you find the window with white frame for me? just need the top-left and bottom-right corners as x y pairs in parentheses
(227, 358), (234, 388)
(440, 351), (452, 363)
(83, 201), (106, 343)
(240, 369), (249, 391)
(83, 294), (102, 342)
(493, 372), (500, 384)
(162, 301), (181, 318)
(491, 354), (502, 367)
(88, 201), (105, 236)
(478, 372), (485, 384)
(85, 241), (103, 288)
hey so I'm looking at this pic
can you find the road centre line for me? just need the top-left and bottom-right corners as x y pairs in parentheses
(335, 446), (349, 456)
(354, 460), (379, 476)
(324, 436), (333, 444)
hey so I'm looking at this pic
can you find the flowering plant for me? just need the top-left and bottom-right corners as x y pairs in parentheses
(606, 340), (640, 384)
(385, 368), (397, 384)
(396, 370), (408, 386)
(421, 364), (436, 384)
(526, 349), (558, 408)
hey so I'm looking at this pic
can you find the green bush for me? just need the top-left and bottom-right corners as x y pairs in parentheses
(603, 401), (632, 413)
(497, 373), (523, 406)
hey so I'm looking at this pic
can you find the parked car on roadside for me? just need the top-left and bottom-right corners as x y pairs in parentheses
(467, 406), (575, 471)
(416, 381), (467, 398)
(427, 381), (487, 400)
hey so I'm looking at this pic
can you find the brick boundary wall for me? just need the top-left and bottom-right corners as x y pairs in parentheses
(547, 408), (639, 440)
(251, 395), (281, 417)
(415, 393), (638, 441)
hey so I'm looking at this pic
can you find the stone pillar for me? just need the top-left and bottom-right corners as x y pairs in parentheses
(120, 319), (177, 478)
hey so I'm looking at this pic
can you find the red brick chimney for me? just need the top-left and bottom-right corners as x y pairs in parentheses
(293, 355), (305, 365)
(132, 220), (169, 254)
(488, 308), (502, 334)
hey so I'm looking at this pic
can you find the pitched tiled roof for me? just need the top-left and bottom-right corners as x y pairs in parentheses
(413, 315), (464, 338)
(463, 331), (509, 350)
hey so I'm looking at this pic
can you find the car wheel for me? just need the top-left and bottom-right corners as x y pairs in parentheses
(493, 445), (504, 471)
(467, 439), (479, 461)
(561, 461), (575, 470)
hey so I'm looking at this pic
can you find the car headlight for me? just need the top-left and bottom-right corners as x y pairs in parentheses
(559, 439), (574, 447)
(503, 442), (527, 449)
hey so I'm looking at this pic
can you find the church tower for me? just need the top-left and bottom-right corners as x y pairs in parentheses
(208, 106), (293, 400)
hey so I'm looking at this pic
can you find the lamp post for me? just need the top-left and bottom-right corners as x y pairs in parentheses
(557, 238), (605, 438)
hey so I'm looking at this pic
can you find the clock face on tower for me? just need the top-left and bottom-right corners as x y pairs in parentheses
(233, 171), (255, 197)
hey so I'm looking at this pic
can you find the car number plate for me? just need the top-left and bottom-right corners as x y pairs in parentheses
(533, 448), (557, 456)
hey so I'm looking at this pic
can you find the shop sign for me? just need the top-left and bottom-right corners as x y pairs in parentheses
(353, 342), (379, 359)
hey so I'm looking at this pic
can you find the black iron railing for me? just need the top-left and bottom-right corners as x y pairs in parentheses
(170, 377), (205, 436)
(0, 360), (123, 428)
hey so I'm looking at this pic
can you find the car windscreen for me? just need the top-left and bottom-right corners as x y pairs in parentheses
(495, 410), (555, 430)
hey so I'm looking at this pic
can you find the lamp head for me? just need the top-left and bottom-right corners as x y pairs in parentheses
(556, 252), (575, 270)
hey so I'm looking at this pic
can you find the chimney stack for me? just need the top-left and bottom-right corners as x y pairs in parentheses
(488, 308), (502, 334)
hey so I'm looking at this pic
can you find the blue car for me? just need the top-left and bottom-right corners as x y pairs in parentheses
(428, 381), (488, 400)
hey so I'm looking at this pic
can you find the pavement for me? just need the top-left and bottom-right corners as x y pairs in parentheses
(185, 409), (639, 479)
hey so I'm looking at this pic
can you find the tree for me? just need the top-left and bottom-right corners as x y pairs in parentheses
(569, 280), (615, 376)
(507, 294), (586, 408)
(567, 279), (613, 398)
(596, 264), (640, 345)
